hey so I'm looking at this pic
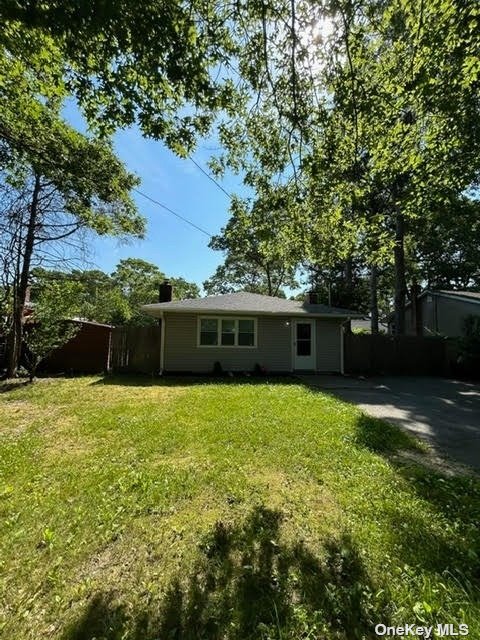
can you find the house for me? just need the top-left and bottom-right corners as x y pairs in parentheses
(392, 290), (480, 337)
(141, 290), (363, 374)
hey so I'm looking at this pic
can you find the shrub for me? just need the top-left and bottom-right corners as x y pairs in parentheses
(212, 361), (224, 376)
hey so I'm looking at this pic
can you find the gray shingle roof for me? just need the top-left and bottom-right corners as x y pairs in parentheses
(142, 291), (363, 318)
(437, 290), (480, 302)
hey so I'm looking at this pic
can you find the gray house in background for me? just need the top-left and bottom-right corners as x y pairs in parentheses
(399, 290), (480, 337)
(142, 291), (362, 374)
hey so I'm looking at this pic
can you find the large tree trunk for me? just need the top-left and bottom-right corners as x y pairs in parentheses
(265, 264), (273, 296)
(344, 256), (354, 308)
(393, 213), (407, 335)
(370, 264), (379, 334)
(6, 173), (41, 377)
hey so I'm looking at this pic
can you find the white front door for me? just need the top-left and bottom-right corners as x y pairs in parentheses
(293, 319), (316, 370)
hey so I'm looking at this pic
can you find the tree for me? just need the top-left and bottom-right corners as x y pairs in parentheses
(204, 256), (288, 297)
(216, 0), (480, 333)
(410, 196), (480, 290)
(0, 1), (239, 162)
(30, 267), (131, 326)
(305, 260), (370, 312)
(169, 277), (201, 302)
(22, 280), (80, 382)
(1, 104), (144, 377)
(112, 259), (199, 325)
(30, 261), (200, 328)
(205, 189), (300, 297)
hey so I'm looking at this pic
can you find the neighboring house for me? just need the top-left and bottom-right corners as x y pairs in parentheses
(389, 290), (480, 337)
(141, 291), (363, 374)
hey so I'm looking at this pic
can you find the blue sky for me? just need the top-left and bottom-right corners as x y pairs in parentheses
(64, 102), (246, 290)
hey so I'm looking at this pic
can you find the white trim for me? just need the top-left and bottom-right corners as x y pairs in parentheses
(196, 316), (258, 348)
(417, 290), (480, 306)
(292, 318), (316, 371)
(160, 313), (165, 374)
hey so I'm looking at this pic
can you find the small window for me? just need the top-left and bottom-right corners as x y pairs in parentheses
(238, 319), (255, 346)
(200, 318), (218, 345)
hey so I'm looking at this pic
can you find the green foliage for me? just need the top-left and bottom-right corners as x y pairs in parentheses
(112, 258), (168, 325)
(22, 281), (81, 380)
(0, 1), (239, 156)
(208, 0), (480, 323)
(205, 189), (300, 297)
(204, 256), (289, 297)
(112, 258), (199, 325)
(1, 103), (145, 239)
(306, 261), (370, 312)
(411, 196), (480, 289)
(31, 260), (200, 327)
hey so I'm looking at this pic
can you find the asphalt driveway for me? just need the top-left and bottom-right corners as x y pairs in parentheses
(301, 375), (480, 472)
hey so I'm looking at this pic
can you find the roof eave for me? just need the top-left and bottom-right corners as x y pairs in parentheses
(141, 306), (363, 319)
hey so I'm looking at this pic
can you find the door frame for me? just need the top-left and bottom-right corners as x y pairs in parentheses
(292, 318), (316, 371)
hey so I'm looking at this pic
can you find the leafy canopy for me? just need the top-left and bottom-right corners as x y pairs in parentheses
(0, 1), (240, 157)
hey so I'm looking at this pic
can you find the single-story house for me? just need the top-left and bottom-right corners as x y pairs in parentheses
(391, 289), (480, 337)
(141, 291), (363, 374)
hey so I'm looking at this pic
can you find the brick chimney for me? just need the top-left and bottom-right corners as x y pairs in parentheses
(307, 291), (319, 305)
(159, 281), (172, 303)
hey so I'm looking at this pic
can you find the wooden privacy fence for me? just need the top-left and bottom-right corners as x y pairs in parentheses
(344, 333), (448, 376)
(110, 325), (161, 374)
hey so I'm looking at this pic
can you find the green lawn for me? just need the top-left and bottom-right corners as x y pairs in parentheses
(1, 376), (479, 640)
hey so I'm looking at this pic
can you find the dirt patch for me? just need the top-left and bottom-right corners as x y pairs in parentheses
(392, 447), (479, 478)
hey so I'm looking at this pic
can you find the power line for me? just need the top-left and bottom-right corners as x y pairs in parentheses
(1, 128), (216, 238)
(189, 156), (232, 198)
(133, 188), (212, 238)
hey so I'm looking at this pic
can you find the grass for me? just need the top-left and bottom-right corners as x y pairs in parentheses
(0, 375), (479, 640)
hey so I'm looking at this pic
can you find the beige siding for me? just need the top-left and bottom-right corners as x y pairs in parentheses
(315, 319), (342, 372)
(164, 313), (292, 372)
(435, 297), (479, 336)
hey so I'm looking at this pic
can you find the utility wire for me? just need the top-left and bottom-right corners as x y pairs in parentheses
(188, 156), (232, 199)
(133, 188), (213, 238)
(1, 127), (218, 238)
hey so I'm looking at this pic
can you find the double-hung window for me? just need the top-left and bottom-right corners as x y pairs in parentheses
(198, 317), (256, 347)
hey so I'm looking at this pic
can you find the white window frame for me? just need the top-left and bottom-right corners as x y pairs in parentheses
(197, 316), (258, 348)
